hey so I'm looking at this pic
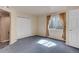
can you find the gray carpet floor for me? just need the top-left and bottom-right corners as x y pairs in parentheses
(0, 35), (79, 53)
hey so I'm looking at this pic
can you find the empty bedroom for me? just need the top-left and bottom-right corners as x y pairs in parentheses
(0, 6), (79, 53)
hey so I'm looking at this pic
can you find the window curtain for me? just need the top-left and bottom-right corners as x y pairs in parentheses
(46, 15), (51, 36)
(49, 15), (64, 29)
(59, 13), (66, 40)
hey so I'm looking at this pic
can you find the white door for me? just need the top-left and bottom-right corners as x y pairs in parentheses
(67, 9), (79, 48)
(16, 17), (32, 39)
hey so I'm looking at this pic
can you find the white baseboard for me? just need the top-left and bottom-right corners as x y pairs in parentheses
(10, 39), (17, 45)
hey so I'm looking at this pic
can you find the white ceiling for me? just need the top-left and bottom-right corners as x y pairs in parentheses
(11, 6), (79, 15)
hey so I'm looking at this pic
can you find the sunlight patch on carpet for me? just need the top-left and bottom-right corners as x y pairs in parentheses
(37, 39), (56, 47)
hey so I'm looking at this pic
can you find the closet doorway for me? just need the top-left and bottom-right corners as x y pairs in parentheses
(0, 9), (11, 48)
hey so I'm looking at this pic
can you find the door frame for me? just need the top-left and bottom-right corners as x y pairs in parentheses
(0, 9), (11, 44)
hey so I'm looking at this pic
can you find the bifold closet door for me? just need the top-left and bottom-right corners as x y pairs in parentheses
(16, 17), (32, 39)
(0, 16), (10, 42)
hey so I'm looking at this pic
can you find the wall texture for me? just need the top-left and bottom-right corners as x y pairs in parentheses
(37, 15), (47, 36)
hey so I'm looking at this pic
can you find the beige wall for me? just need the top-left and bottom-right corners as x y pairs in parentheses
(37, 15), (47, 36)
(31, 16), (38, 35)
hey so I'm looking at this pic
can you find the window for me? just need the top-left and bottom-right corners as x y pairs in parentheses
(49, 15), (63, 29)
